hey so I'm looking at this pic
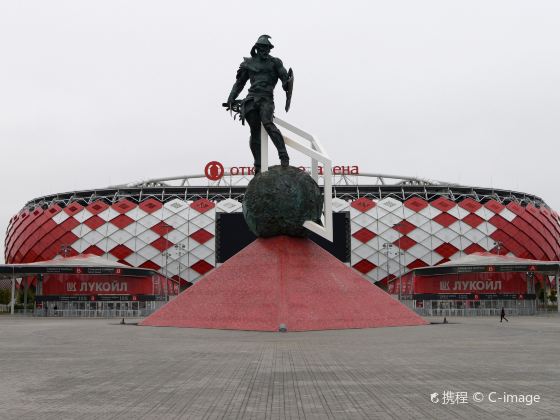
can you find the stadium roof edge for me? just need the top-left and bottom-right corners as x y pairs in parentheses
(20, 181), (550, 212)
(112, 172), (455, 188)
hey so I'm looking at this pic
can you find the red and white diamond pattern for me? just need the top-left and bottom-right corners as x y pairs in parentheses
(216, 198), (243, 213)
(349, 196), (560, 284)
(5, 194), (560, 288)
(5, 198), (217, 287)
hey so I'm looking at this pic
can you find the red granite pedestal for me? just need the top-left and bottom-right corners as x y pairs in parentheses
(140, 236), (427, 331)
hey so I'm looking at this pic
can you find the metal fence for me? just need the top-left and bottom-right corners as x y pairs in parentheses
(412, 307), (534, 317)
(35, 308), (155, 318)
(535, 306), (559, 314)
(401, 298), (540, 317)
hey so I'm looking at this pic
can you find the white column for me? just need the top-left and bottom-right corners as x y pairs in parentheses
(543, 273), (548, 307)
(10, 272), (15, 315)
(260, 124), (268, 173)
(311, 158), (318, 182)
(556, 269), (559, 313)
(23, 277), (28, 315)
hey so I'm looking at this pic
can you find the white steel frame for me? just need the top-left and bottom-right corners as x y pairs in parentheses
(120, 172), (455, 188)
(260, 117), (333, 241)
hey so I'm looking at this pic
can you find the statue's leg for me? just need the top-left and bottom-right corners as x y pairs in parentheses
(260, 101), (289, 166)
(245, 110), (261, 172)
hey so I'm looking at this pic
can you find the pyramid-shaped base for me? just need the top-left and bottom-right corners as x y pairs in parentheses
(141, 236), (427, 331)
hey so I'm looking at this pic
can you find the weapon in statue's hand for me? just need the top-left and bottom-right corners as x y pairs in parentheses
(222, 100), (244, 124)
(285, 68), (294, 112)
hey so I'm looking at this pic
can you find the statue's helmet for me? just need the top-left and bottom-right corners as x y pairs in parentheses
(251, 35), (274, 56)
(255, 35), (274, 48)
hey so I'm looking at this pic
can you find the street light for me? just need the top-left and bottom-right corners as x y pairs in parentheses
(393, 222), (405, 300)
(162, 225), (173, 296)
(395, 248), (405, 300)
(59, 244), (72, 258)
(493, 241), (503, 255)
(174, 244), (187, 291)
(162, 251), (171, 280)
(382, 242), (393, 292)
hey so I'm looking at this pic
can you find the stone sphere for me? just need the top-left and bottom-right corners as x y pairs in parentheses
(243, 165), (323, 237)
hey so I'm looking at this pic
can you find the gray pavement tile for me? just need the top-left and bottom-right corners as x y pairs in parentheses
(0, 315), (559, 419)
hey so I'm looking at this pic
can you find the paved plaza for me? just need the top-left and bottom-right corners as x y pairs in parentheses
(0, 315), (559, 419)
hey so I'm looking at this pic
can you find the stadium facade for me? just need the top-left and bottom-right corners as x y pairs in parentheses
(4, 171), (560, 315)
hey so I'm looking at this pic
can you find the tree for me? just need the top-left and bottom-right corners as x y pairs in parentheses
(16, 286), (35, 305)
(0, 289), (11, 305)
(535, 283), (545, 303)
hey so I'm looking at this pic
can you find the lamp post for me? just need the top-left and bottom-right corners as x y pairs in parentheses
(393, 222), (405, 300)
(174, 244), (187, 291)
(493, 241), (503, 255)
(382, 242), (393, 292)
(395, 248), (405, 300)
(163, 251), (171, 279)
(162, 225), (173, 296)
(59, 244), (72, 258)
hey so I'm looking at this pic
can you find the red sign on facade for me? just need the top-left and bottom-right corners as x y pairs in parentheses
(413, 273), (528, 294)
(204, 161), (225, 181)
(42, 274), (165, 296)
(205, 162), (360, 179)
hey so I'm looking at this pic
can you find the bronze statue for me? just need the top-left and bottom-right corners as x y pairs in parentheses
(224, 35), (294, 174)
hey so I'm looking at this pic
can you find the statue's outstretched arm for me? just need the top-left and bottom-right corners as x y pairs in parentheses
(227, 67), (249, 104)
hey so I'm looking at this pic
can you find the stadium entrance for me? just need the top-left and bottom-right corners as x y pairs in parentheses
(0, 255), (178, 317)
(389, 253), (559, 316)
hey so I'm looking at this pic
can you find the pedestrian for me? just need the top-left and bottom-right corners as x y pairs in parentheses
(500, 307), (508, 323)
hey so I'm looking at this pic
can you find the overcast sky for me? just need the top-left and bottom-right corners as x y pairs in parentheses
(1, 0), (559, 262)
